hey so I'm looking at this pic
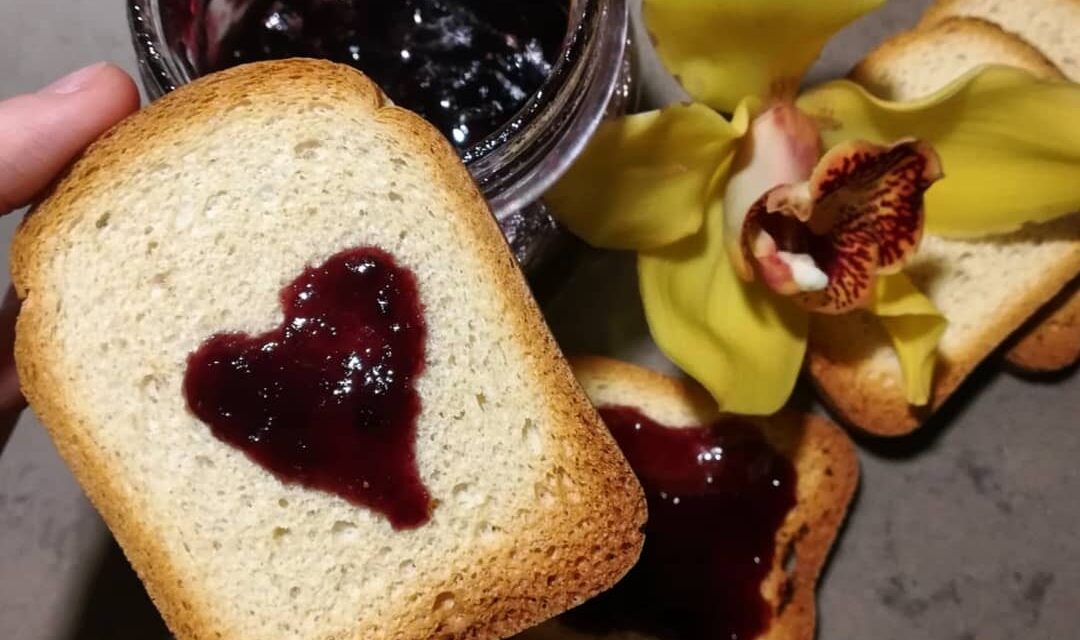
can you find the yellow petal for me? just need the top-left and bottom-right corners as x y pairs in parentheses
(639, 197), (809, 415)
(644, 0), (884, 112)
(546, 103), (749, 251)
(867, 273), (947, 406)
(797, 66), (1080, 236)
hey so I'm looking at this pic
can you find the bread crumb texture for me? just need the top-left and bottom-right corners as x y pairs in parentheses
(813, 15), (1080, 435)
(914, 0), (1080, 372)
(12, 60), (644, 640)
(851, 15), (1063, 98)
(920, 0), (1080, 78)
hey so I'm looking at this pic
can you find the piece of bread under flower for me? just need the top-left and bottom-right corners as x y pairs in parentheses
(808, 17), (1080, 435)
(920, 0), (1080, 373)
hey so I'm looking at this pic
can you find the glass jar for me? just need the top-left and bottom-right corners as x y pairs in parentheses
(127, 0), (633, 276)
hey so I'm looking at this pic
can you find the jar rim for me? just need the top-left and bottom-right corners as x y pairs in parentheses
(473, 0), (629, 216)
(127, 0), (629, 220)
(458, 0), (604, 164)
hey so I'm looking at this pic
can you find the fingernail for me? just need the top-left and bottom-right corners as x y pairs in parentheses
(41, 62), (109, 96)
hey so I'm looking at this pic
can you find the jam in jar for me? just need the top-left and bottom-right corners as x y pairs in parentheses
(204, 0), (570, 150)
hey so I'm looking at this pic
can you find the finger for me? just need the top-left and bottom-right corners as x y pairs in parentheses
(0, 63), (140, 214)
(0, 286), (24, 454)
(0, 64), (136, 452)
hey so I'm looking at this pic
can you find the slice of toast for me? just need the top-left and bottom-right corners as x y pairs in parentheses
(809, 18), (1080, 435)
(920, 0), (1080, 373)
(11, 59), (645, 640)
(517, 356), (859, 640)
(850, 16), (1063, 95)
(920, 0), (1080, 79)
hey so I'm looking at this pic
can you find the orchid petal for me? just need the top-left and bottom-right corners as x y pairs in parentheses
(797, 66), (1080, 236)
(638, 197), (809, 415)
(644, 0), (885, 112)
(546, 103), (751, 250)
(868, 273), (947, 406)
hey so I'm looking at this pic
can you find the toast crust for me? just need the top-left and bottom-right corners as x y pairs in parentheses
(542, 356), (860, 640)
(1005, 281), (1080, 372)
(808, 236), (1080, 436)
(811, 17), (1079, 436)
(12, 59), (645, 640)
(921, 0), (1080, 25)
(919, 0), (1080, 78)
(916, 3), (1080, 373)
(850, 16), (1063, 94)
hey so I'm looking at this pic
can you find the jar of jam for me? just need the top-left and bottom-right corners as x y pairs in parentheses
(127, 0), (634, 278)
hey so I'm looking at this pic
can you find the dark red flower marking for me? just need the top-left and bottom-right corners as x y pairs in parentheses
(740, 139), (942, 313)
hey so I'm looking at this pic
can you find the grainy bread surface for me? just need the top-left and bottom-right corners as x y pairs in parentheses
(850, 16), (1062, 95)
(810, 217), (1080, 435)
(811, 19), (1080, 436)
(917, 2), (1080, 373)
(12, 59), (645, 640)
(920, 0), (1080, 78)
(516, 357), (859, 640)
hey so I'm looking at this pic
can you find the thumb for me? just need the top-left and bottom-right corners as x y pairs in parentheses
(0, 62), (139, 214)
(0, 64), (138, 453)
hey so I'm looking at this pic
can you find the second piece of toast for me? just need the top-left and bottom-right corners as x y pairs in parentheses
(808, 17), (1080, 435)
(920, 0), (1080, 373)
(518, 356), (858, 640)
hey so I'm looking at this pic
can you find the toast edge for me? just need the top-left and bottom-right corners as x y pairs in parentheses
(919, 0), (1080, 33)
(1005, 282), (1080, 372)
(849, 16), (1063, 94)
(807, 244), (1080, 436)
(912, 6), (1080, 373)
(568, 356), (860, 640)
(819, 16), (1079, 436)
(11, 59), (645, 640)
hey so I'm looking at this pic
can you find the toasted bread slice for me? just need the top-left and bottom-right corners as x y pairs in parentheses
(11, 60), (646, 640)
(920, 3), (1080, 372)
(850, 16), (1062, 94)
(810, 19), (1080, 435)
(517, 356), (859, 640)
(920, 0), (1080, 79)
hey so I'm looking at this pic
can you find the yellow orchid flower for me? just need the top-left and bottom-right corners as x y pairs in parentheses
(547, 0), (1080, 415)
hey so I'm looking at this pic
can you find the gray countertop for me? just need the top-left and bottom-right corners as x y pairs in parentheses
(1, 1), (1076, 639)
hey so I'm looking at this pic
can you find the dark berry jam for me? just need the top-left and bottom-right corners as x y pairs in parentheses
(203, 0), (569, 150)
(564, 406), (797, 640)
(183, 247), (430, 529)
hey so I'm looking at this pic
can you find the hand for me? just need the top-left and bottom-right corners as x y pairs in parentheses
(0, 63), (139, 454)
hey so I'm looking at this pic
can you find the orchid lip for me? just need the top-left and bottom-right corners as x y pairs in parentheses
(740, 138), (943, 314)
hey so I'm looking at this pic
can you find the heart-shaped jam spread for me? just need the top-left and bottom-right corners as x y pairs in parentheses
(184, 247), (430, 529)
(565, 406), (797, 640)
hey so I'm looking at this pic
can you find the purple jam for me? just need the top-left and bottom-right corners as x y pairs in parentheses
(183, 247), (430, 529)
(564, 406), (798, 640)
(199, 0), (569, 150)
